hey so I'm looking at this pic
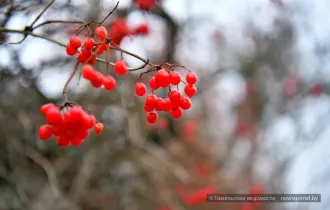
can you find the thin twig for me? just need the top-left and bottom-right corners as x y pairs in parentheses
(29, 0), (55, 27)
(100, 1), (120, 24)
(0, 27), (66, 46)
(32, 20), (84, 30)
(63, 61), (80, 101)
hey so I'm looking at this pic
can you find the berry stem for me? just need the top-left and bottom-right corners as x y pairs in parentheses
(100, 1), (120, 24)
(63, 61), (80, 101)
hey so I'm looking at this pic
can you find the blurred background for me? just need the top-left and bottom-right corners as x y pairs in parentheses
(0, 0), (329, 209)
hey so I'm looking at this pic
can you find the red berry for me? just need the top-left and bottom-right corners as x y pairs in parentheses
(103, 75), (116, 90)
(310, 84), (323, 96)
(136, 0), (156, 10)
(81, 47), (92, 57)
(186, 72), (197, 85)
(77, 52), (88, 63)
(156, 69), (170, 87)
(82, 65), (96, 80)
(78, 129), (89, 139)
(170, 71), (181, 85)
(84, 38), (95, 50)
(95, 26), (108, 41)
(163, 98), (173, 112)
(144, 103), (154, 112)
(70, 36), (81, 48)
(155, 97), (165, 111)
(56, 136), (70, 147)
(134, 23), (149, 35)
(135, 82), (147, 96)
(90, 72), (104, 88)
(46, 107), (62, 125)
(169, 90), (181, 102)
(149, 76), (160, 90)
(88, 54), (96, 65)
(71, 137), (83, 146)
(180, 97), (192, 110)
(184, 85), (197, 98)
(146, 111), (158, 123)
(109, 19), (130, 45)
(40, 103), (56, 115)
(146, 94), (158, 107)
(171, 107), (183, 119)
(94, 122), (104, 135)
(84, 114), (96, 129)
(66, 43), (77, 56)
(114, 60), (128, 75)
(95, 44), (105, 55)
(38, 125), (53, 140)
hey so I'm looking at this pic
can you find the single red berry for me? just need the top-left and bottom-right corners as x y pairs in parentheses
(66, 43), (78, 56)
(69, 106), (85, 124)
(169, 90), (181, 102)
(78, 129), (89, 139)
(171, 107), (183, 119)
(70, 36), (81, 48)
(46, 107), (62, 125)
(146, 111), (158, 123)
(114, 60), (128, 75)
(103, 75), (116, 90)
(136, 0), (156, 10)
(155, 97), (165, 111)
(84, 38), (95, 50)
(95, 44), (105, 55)
(149, 76), (160, 90)
(56, 136), (70, 147)
(77, 52), (88, 63)
(146, 94), (158, 107)
(310, 84), (324, 96)
(156, 69), (170, 87)
(180, 97), (192, 110)
(186, 72), (197, 85)
(38, 125), (53, 140)
(135, 82), (147, 96)
(134, 23), (149, 35)
(40, 103), (56, 115)
(144, 103), (154, 112)
(108, 19), (130, 45)
(84, 114), (96, 129)
(90, 72), (104, 88)
(95, 26), (108, 41)
(88, 54), (96, 65)
(82, 65), (96, 80)
(163, 98), (173, 112)
(81, 47), (92, 57)
(184, 85), (197, 98)
(71, 137), (83, 146)
(94, 122), (104, 135)
(101, 43), (109, 51)
(170, 71), (181, 85)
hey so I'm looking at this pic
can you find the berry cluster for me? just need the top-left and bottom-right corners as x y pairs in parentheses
(81, 62), (127, 90)
(38, 103), (103, 147)
(66, 26), (111, 61)
(135, 70), (198, 123)
(109, 18), (150, 45)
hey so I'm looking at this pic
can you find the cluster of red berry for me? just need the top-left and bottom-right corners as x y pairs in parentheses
(38, 103), (104, 147)
(65, 26), (113, 61)
(109, 19), (149, 45)
(134, 69), (198, 123)
(81, 60), (127, 89)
